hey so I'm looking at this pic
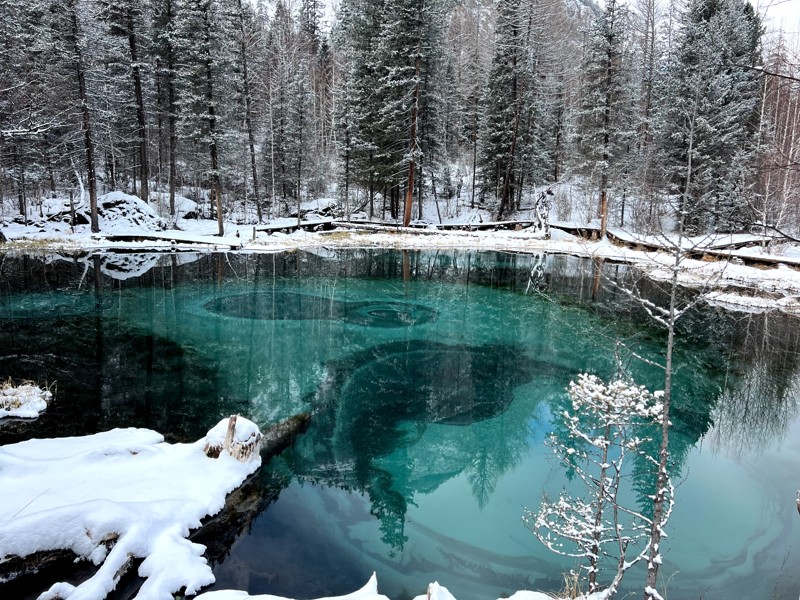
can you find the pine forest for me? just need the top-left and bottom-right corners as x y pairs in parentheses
(0, 0), (798, 237)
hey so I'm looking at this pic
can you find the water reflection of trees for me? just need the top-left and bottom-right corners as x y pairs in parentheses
(285, 339), (566, 550)
(0, 316), (239, 445)
(4, 249), (800, 548)
(706, 310), (800, 457)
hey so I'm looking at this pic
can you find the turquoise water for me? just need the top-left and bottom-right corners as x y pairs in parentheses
(0, 250), (798, 599)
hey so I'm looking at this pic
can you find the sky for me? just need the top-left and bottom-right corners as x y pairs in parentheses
(754, 0), (800, 33)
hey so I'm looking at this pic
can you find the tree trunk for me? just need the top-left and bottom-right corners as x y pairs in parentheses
(127, 10), (149, 204)
(236, 0), (262, 223)
(200, 6), (223, 237)
(15, 153), (27, 225)
(403, 0), (423, 228)
(644, 89), (699, 600)
(368, 158), (374, 219)
(497, 95), (522, 220)
(599, 188), (608, 238)
(69, 0), (98, 233)
(296, 93), (304, 228)
(168, 60), (177, 221)
(471, 93), (478, 209)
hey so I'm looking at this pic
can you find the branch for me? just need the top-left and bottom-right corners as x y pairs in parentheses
(743, 222), (800, 244)
(733, 62), (800, 83)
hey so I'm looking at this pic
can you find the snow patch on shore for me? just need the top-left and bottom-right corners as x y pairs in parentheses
(0, 382), (51, 419)
(0, 417), (261, 600)
(194, 576), (601, 600)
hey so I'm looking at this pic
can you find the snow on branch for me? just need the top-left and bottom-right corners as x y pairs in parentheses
(524, 374), (669, 598)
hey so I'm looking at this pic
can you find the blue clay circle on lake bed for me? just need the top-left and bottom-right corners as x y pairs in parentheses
(203, 291), (438, 328)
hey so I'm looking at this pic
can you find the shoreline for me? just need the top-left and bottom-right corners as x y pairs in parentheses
(3, 224), (800, 314)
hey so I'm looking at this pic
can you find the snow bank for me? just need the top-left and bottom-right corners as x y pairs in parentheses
(194, 576), (600, 600)
(196, 573), (390, 600)
(0, 381), (51, 419)
(97, 192), (167, 232)
(701, 291), (800, 314)
(194, 578), (554, 600)
(0, 416), (262, 600)
(30, 192), (168, 233)
(149, 192), (200, 221)
(292, 198), (338, 217)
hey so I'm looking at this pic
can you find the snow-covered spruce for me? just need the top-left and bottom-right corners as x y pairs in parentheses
(0, 416), (261, 600)
(0, 381), (51, 419)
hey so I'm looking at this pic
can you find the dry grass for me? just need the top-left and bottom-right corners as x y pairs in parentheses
(0, 378), (54, 410)
(1, 238), (80, 253)
(560, 570), (584, 599)
(318, 230), (354, 241)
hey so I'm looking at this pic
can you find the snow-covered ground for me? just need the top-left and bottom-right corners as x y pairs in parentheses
(0, 417), (262, 600)
(193, 577), (576, 600)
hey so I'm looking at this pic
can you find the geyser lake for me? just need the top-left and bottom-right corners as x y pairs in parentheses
(1, 249), (798, 600)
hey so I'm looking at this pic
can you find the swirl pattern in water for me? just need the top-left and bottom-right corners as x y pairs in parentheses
(204, 291), (437, 328)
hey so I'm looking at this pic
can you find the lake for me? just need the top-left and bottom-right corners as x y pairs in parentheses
(1, 249), (798, 600)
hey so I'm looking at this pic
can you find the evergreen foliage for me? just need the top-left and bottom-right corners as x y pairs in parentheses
(659, 0), (763, 234)
(0, 0), (784, 235)
(575, 0), (637, 232)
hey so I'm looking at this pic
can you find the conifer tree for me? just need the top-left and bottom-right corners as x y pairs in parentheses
(99, 0), (151, 203)
(232, 0), (263, 222)
(0, 0), (50, 219)
(575, 0), (636, 237)
(658, 0), (763, 234)
(39, 0), (102, 231)
(152, 0), (180, 218)
(265, 1), (311, 210)
(477, 0), (567, 220)
(333, 0), (385, 217)
(477, 0), (526, 218)
(173, 0), (233, 235)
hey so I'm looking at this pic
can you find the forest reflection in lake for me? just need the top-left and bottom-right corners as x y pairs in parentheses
(0, 249), (798, 600)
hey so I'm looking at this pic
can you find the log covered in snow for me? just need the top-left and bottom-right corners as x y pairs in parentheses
(0, 413), (312, 599)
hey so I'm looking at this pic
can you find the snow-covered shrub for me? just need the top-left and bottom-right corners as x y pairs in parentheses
(0, 380), (51, 419)
(524, 374), (672, 599)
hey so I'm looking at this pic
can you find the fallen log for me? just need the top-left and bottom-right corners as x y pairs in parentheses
(0, 412), (311, 593)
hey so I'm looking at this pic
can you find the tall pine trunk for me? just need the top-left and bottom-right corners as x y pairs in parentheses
(403, 0), (423, 228)
(201, 4), (223, 236)
(127, 10), (149, 203)
(236, 0), (261, 222)
(69, 0), (99, 232)
(403, 62), (421, 227)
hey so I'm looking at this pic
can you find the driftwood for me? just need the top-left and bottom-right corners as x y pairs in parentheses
(202, 415), (264, 462)
(261, 412), (310, 458)
(0, 412), (311, 593)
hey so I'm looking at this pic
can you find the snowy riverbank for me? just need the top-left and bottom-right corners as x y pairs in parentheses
(0, 417), (262, 600)
(3, 197), (800, 314)
(0, 382), (51, 420)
